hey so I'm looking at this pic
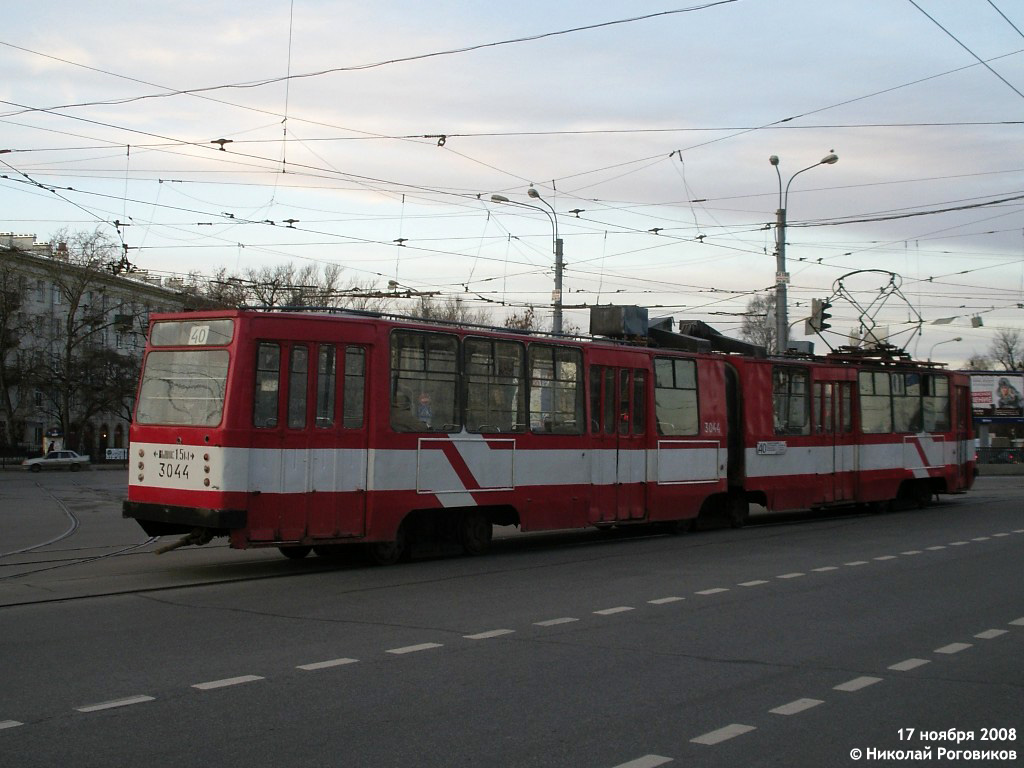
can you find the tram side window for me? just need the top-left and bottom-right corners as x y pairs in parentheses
(253, 343), (281, 428)
(316, 345), (336, 428)
(773, 366), (810, 436)
(923, 374), (950, 432)
(288, 345), (309, 429)
(529, 345), (583, 434)
(465, 338), (525, 433)
(343, 347), (366, 429)
(632, 369), (646, 435)
(654, 358), (698, 435)
(891, 372), (922, 433)
(390, 331), (459, 432)
(859, 371), (893, 434)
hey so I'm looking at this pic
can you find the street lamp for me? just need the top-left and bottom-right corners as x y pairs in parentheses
(770, 152), (838, 352)
(490, 189), (565, 335)
(928, 336), (962, 362)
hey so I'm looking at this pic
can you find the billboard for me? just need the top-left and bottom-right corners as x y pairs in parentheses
(971, 373), (1024, 418)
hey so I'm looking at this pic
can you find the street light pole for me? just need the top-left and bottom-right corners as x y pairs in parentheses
(491, 189), (564, 335)
(770, 152), (838, 352)
(928, 336), (962, 362)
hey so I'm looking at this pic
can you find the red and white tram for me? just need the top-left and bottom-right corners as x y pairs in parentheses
(123, 309), (974, 563)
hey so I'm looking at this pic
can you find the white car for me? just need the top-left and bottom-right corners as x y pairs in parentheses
(22, 450), (91, 472)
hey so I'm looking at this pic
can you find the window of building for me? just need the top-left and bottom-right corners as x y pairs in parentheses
(654, 357), (698, 435)
(528, 344), (583, 434)
(464, 337), (525, 433)
(773, 366), (810, 436)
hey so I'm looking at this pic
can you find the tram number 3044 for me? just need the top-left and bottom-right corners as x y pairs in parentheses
(157, 462), (190, 480)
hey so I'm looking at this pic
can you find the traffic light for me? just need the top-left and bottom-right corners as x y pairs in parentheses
(818, 299), (833, 332)
(806, 298), (833, 334)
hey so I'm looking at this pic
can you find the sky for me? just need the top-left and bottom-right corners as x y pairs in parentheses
(3, 0), (1024, 367)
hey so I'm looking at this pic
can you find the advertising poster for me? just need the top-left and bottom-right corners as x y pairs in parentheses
(971, 374), (1024, 418)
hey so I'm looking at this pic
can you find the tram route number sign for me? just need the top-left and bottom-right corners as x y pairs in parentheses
(756, 441), (788, 455)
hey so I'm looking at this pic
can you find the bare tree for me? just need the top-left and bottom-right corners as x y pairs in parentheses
(740, 294), (777, 354)
(988, 328), (1023, 371)
(963, 352), (993, 370)
(504, 306), (539, 331)
(412, 295), (492, 326)
(0, 263), (30, 445)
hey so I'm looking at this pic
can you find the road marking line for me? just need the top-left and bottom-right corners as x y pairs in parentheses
(648, 596), (685, 604)
(0, 720), (24, 730)
(75, 695), (155, 713)
(974, 629), (1008, 640)
(464, 629), (515, 640)
(297, 658), (358, 671)
(386, 643), (443, 655)
(972, 537), (990, 542)
(844, 561), (869, 567)
(695, 588), (729, 595)
(535, 617), (578, 627)
(935, 643), (972, 654)
(739, 580), (770, 586)
(900, 550), (922, 555)
(812, 566), (839, 572)
(1010, 617), (1024, 626)
(777, 572), (805, 579)
(993, 533), (1010, 537)
(874, 556), (897, 561)
(926, 546), (946, 550)
(595, 606), (635, 616)
(949, 541), (970, 546)
(193, 675), (264, 691)
(889, 658), (930, 671)
(691, 723), (756, 745)
(769, 698), (824, 716)
(1013, 529), (1024, 534)
(834, 676), (883, 692)
(611, 755), (673, 768)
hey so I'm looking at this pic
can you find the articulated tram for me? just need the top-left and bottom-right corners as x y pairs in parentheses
(123, 309), (974, 563)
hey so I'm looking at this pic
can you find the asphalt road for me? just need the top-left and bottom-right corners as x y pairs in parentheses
(1, 471), (1021, 767)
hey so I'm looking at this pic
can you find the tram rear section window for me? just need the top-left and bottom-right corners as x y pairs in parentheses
(529, 345), (583, 434)
(390, 331), (459, 432)
(465, 338), (525, 433)
(773, 367), (810, 436)
(136, 350), (229, 426)
(859, 371), (950, 434)
(654, 358), (698, 435)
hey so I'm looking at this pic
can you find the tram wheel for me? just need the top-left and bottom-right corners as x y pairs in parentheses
(278, 545), (312, 560)
(365, 523), (409, 566)
(727, 496), (750, 528)
(458, 511), (492, 556)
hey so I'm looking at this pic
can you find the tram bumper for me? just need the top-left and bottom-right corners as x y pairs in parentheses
(122, 500), (246, 537)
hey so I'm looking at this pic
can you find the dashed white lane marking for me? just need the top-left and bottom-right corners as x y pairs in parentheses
(691, 723), (756, 745)
(695, 588), (729, 595)
(949, 541), (970, 546)
(464, 629), (515, 640)
(192, 675), (264, 691)
(75, 695), (155, 713)
(777, 572), (804, 579)
(0, 720), (23, 730)
(972, 537), (990, 542)
(834, 676), (883, 692)
(934, 642), (972, 654)
(812, 566), (838, 572)
(611, 755), (673, 768)
(769, 698), (824, 716)
(974, 629), (1008, 640)
(844, 561), (869, 567)
(296, 658), (358, 671)
(739, 580), (770, 586)
(926, 546), (946, 551)
(1010, 617), (1024, 626)
(648, 596), (685, 604)
(535, 617), (578, 627)
(889, 658), (930, 671)
(993, 533), (1010, 537)
(900, 550), (922, 555)
(1014, 530), (1024, 534)
(595, 607), (635, 616)
(386, 643), (443, 655)
(874, 556), (897, 561)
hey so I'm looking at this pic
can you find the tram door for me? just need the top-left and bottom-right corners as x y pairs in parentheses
(589, 365), (647, 522)
(813, 380), (855, 502)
